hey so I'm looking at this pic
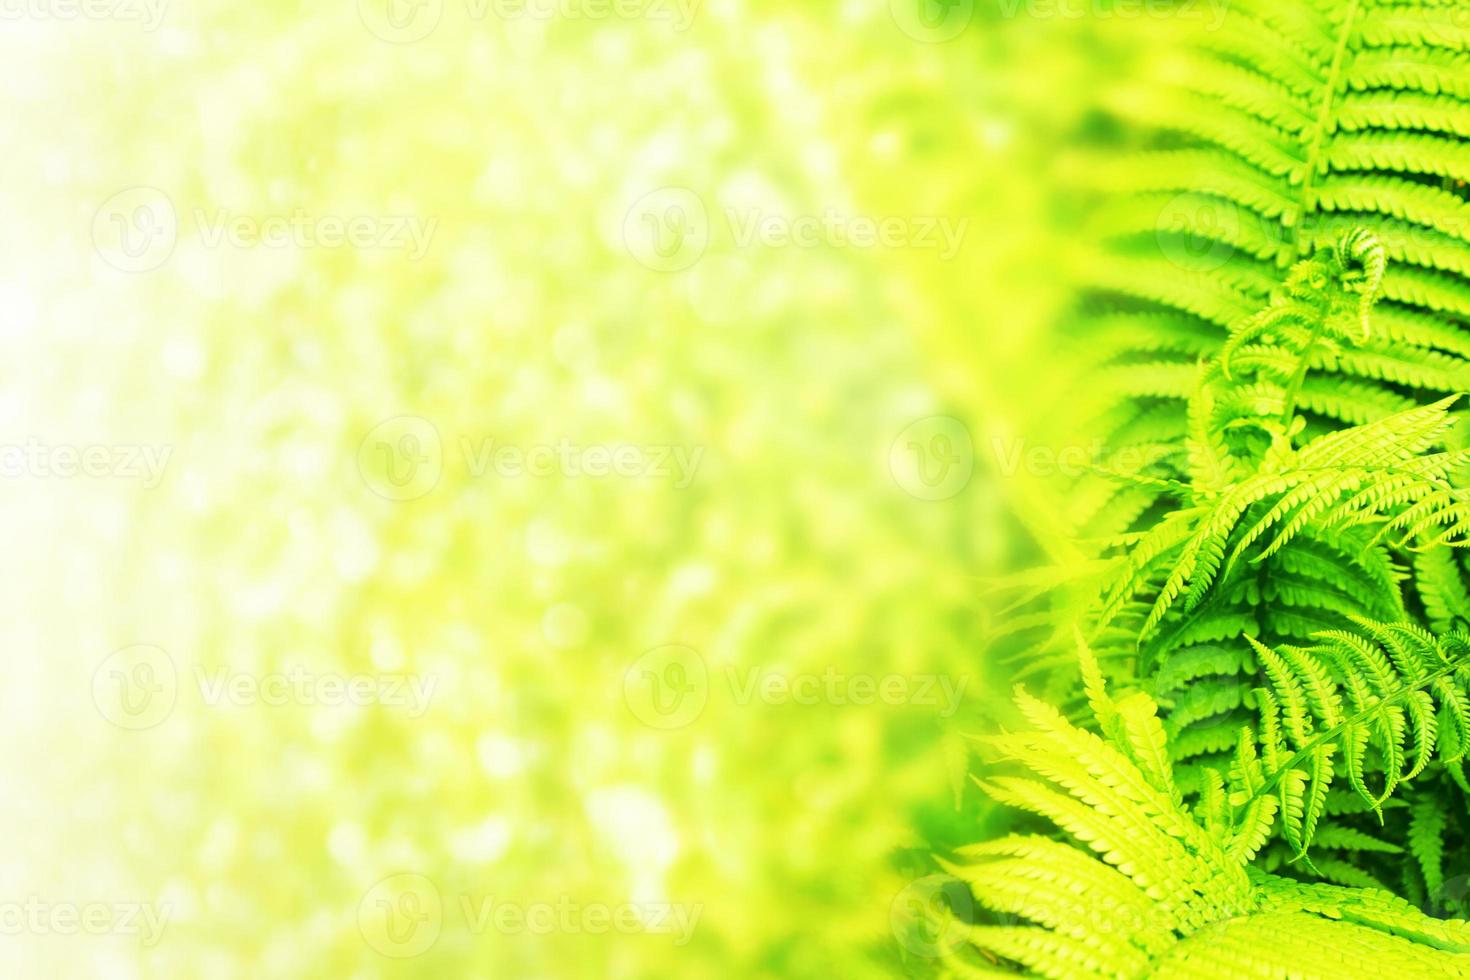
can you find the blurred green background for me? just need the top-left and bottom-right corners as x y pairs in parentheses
(0, 1), (1134, 976)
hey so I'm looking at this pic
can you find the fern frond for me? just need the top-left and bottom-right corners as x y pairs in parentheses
(1047, 0), (1470, 547)
(1222, 620), (1470, 856)
(954, 681), (1470, 976)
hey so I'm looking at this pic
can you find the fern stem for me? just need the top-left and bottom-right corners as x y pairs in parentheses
(1280, 16), (1377, 426)
(1233, 657), (1468, 818)
(1279, 318), (1325, 427)
(1293, 0), (1361, 262)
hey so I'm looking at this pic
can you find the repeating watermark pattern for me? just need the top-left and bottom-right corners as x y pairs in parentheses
(0, 440), (171, 488)
(357, 874), (701, 958)
(896, 878), (1247, 957)
(0, 0), (168, 29)
(996, 0), (1229, 29)
(193, 667), (438, 715)
(890, 874), (972, 959)
(622, 645), (708, 730)
(358, 416), (444, 502)
(92, 187), (437, 273)
(622, 189), (710, 272)
(92, 187), (177, 273)
(889, 0), (1229, 42)
(1154, 196), (1470, 273)
(893, 429), (1170, 487)
(0, 898), (171, 947)
(726, 666), (968, 715)
(357, 0), (444, 44)
(194, 210), (436, 259)
(889, 0), (975, 43)
(92, 645), (178, 731)
(890, 416), (974, 501)
(892, 875), (1267, 961)
(357, 0), (699, 44)
(460, 438), (702, 488)
(725, 209), (968, 260)
(623, 646), (970, 730)
(359, 874), (443, 958)
(977, 885), (1230, 938)
(459, 895), (701, 946)
(989, 435), (1174, 478)
(92, 646), (438, 730)
(1417, 6), (1470, 49)
(623, 188), (969, 272)
(357, 415), (704, 502)
(1154, 192), (1241, 272)
(892, 422), (1176, 491)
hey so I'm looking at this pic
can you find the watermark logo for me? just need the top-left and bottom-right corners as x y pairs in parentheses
(357, 0), (443, 42)
(358, 875), (701, 954)
(358, 416), (444, 502)
(0, 0), (169, 30)
(1155, 192), (1240, 272)
(359, 0), (698, 42)
(624, 647), (970, 730)
(460, 438), (702, 488)
(0, 440), (171, 488)
(459, 895), (701, 945)
(624, 188), (710, 272)
(92, 645), (178, 731)
(484, 0), (698, 28)
(0, 898), (171, 946)
(93, 187), (177, 273)
(890, 0), (974, 43)
(1155, 198), (1470, 277)
(728, 666), (969, 716)
(359, 873), (443, 958)
(193, 666), (437, 716)
(623, 645), (709, 730)
(357, 418), (704, 500)
(996, 0), (1229, 28)
(889, 0), (1232, 40)
(193, 210), (436, 259)
(725, 208), (967, 259)
(624, 188), (969, 271)
(94, 647), (439, 727)
(989, 435), (1175, 479)
(890, 874), (972, 959)
(93, 189), (436, 270)
(1428, 6), (1470, 47)
(890, 416), (974, 501)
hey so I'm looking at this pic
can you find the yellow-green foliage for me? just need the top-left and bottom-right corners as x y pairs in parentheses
(949, 676), (1470, 978)
(959, 2), (1470, 974)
